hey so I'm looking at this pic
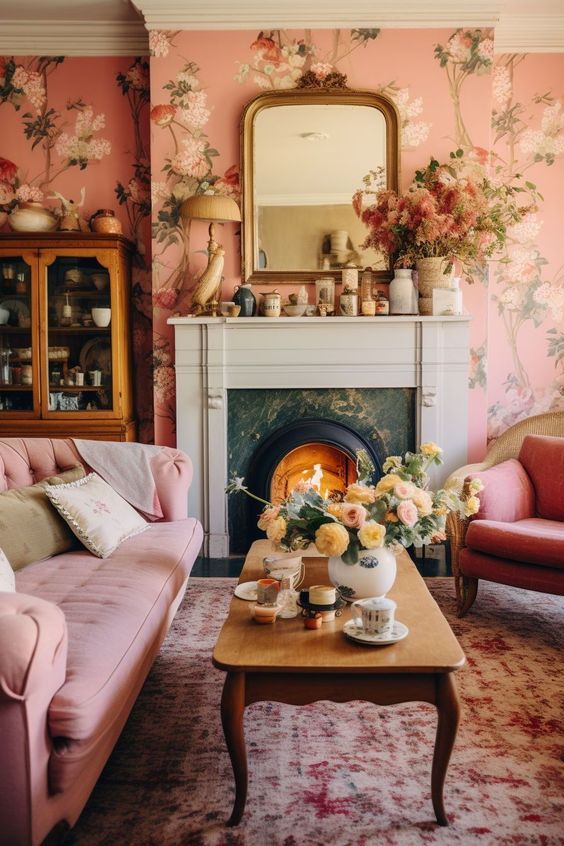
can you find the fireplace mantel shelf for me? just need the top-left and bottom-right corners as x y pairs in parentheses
(169, 314), (471, 325)
(170, 314), (470, 557)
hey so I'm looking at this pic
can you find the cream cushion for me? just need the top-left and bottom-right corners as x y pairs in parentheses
(0, 466), (85, 571)
(0, 548), (15, 592)
(43, 472), (149, 558)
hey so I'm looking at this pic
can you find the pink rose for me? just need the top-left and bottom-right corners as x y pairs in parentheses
(396, 499), (418, 527)
(257, 505), (281, 531)
(340, 503), (367, 529)
(394, 481), (416, 499)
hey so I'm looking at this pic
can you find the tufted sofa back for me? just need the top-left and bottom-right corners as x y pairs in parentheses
(0, 438), (192, 521)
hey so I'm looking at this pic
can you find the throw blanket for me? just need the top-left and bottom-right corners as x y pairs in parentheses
(72, 440), (164, 519)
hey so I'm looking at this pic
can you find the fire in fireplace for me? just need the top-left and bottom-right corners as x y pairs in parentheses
(270, 443), (357, 503)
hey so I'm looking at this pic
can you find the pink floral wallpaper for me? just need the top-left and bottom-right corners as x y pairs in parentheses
(149, 29), (563, 456)
(0, 56), (154, 442)
(1, 35), (562, 457)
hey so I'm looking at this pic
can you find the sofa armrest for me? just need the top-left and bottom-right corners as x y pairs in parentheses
(0, 594), (68, 846)
(150, 447), (193, 521)
(469, 459), (535, 523)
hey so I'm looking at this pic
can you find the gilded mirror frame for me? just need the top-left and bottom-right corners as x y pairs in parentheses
(241, 89), (401, 284)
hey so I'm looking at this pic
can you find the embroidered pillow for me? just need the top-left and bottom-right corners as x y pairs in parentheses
(43, 472), (149, 558)
(0, 466), (86, 571)
(0, 548), (15, 592)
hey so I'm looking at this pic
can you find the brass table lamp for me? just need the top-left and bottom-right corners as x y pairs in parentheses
(180, 194), (241, 315)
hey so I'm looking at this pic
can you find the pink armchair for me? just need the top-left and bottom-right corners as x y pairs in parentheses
(449, 434), (564, 615)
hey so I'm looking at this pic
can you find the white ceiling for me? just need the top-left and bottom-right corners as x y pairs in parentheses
(0, 0), (562, 54)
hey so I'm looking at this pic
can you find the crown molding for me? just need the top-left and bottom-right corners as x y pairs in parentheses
(132, 0), (502, 30)
(495, 15), (564, 53)
(0, 21), (149, 56)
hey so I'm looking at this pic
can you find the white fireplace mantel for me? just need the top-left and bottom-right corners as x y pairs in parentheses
(169, 315), (471, 557)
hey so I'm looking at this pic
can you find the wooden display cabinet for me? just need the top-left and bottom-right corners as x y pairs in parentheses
(0, 232), (137, 441)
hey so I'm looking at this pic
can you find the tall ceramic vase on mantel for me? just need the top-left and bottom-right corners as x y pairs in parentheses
(416, 256), (454, 315)
(328, 546), (397, 602)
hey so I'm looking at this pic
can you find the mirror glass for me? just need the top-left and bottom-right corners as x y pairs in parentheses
(242, 92), (399, 282)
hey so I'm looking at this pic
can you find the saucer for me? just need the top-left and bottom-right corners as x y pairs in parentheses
(234, 581), (258, 601)
(343, 619), (409, 646)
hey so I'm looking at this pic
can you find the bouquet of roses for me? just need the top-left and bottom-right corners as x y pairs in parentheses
(227, 443), (482, 564)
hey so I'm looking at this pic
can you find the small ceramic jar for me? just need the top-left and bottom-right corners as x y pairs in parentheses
(262, 290), (281, 318)
(90, 209), (122, 235)
(339, 287), (358, 316)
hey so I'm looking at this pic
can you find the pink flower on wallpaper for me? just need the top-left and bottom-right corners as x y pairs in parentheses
(214, 164), (240, 199)
(251, 34), (283, 66)
(388, 88), (431, 149)
(493, 65), (512, 109)
(55, 107), (111, 165)
(534, 282), (564, 321)
(150, 104), (176, 126)
(519, 102), (564, 162)
(508, 213), (542, 243)
(177, 90), (210, 130)
(171, 136), (209, 179)
(154, 364), (175, 402)
(311, 62), (333, 79)
(149, 30), (173, 58)
(11, 66), (45, 111)
(153, 288), (179, 310)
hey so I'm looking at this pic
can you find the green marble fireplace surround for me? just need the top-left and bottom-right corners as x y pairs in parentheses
(228, 387), (415, 554)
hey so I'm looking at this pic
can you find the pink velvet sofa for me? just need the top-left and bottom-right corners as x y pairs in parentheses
(0, 438), (203, 846)
(455, 434), (564, 615)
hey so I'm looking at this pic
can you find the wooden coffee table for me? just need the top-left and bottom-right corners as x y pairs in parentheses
(213, 540), (465, 827)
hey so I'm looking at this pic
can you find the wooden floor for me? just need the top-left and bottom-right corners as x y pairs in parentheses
(193, 543), (452, 578)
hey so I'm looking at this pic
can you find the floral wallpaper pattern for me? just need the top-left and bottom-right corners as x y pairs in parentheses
(0, 56), (154, 441)
(1, 34), (562, 456)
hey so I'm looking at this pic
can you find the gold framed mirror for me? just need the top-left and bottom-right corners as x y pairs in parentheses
(241, 89), (400, 284)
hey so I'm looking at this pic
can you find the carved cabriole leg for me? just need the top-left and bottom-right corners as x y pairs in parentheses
(458, 577), (479, 617)
(431, 672), (461, 826)
(221, 672), (247, 826)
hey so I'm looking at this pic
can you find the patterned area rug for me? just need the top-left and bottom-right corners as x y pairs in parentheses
(68, 578), (563, 846)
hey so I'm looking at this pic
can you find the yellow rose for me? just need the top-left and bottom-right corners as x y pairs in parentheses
(326, 502), (343, 519)
(266, 516), (287, 544)
(420, 442), (442, 458)
(344, 483), (376, 504)
(314, 522), (349, 557)
(412, 489), (433, 516)
(358, 521), (386, 549)
(469, 478), (484, 493)
(465, 495), (480, 517)
(375, 474), (401, 494)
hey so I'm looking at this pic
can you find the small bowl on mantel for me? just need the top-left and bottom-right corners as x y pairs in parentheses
(283, 303), (307, 317)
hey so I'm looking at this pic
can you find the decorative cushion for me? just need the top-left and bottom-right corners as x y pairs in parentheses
(43, 472), (149, 559)
(519, 435), (564, 522)
(0, 466), (85, 571)
(0, 548), (15, 592)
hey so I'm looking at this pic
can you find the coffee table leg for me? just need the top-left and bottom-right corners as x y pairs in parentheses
(431, 672), (460, 826)
(221, 671), (247, 826)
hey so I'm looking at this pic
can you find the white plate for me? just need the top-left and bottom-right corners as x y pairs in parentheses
(234, 581), (258, 601)
(343, 619), (409, 646)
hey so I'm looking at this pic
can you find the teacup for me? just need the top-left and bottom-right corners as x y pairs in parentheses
(351, 596), (396, 636)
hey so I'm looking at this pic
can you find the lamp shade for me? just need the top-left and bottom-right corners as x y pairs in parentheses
(180, 194), (241, 223)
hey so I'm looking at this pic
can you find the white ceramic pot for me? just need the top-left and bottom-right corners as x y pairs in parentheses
(8, 202), (57, 233)
(91, 307), (111, 328)
(389, 269), (418, 314)
(328, 546), (397, 601)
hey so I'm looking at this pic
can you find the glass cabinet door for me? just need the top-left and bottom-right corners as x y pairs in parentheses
(0, 254), (36, 415)
(45, 254), (113, 415)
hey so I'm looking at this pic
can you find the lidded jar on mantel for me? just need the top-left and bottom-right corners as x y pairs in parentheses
(89, 209), (122, 235)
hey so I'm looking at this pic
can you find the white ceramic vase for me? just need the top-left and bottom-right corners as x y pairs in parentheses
(389, 269), (418, 314)
(91, 307), (111, 328)
(328, 546), (397, 601)
(8, 202), (57, 233)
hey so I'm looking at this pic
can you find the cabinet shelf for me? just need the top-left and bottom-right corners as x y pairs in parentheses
(0, 236), (135, 441)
